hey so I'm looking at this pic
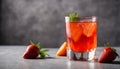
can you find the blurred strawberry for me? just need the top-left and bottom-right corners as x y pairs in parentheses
(98, 43), (119, 63)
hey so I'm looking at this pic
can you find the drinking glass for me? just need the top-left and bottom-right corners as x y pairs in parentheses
(65, 16), (97, 61)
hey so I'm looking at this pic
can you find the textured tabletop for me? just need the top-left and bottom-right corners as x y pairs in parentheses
(0, 46), (120, 69)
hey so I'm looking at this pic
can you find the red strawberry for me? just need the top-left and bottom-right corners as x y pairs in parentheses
(23, 45), (40, 59)
(98, 44), (119, 63)
(23, 41), (49, 59)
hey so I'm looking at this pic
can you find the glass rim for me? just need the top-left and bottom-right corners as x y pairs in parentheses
(65, 16), (97, 18)
(65, 16), (97, 22)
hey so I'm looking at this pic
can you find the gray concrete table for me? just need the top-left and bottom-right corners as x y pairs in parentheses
(0, 46), (120, 69)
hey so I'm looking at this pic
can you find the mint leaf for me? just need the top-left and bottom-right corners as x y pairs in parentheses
(74, 12), (79, 17)
(36, 42), (41, 49)
(68, 13), (72, 17)
(68, 12), (79, 22)
(40, 52), (46, 58)
(40, 49), (49, 58)
(40, 49), (49, 53)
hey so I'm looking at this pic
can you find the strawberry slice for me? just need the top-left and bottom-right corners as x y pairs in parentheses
(98, 44), (119, 63)
(82, 22), (97, 37)
(70, 22), (83, 42)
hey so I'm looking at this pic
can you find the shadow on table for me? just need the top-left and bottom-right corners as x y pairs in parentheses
(101, 61), (120, 65)
(36, 57), (57, 59)
(96, 58), (120, 64)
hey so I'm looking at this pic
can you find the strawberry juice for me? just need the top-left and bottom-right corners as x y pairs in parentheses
(65, 16), (97, 61)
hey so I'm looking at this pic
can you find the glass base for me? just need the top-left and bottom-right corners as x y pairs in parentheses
(67, 48), (96, 61)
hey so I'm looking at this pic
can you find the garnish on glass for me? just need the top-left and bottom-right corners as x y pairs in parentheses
(68, 12), (79, 22)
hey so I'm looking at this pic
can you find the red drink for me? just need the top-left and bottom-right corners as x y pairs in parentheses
(65, 16), (97, 61)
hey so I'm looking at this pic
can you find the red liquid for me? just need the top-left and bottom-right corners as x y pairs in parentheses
(66, 21), (97, 52)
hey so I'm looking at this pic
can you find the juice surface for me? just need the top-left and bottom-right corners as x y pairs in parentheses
(66, 21), (97, 52)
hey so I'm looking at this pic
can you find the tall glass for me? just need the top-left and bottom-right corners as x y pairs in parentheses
(65, 16), (97, 61)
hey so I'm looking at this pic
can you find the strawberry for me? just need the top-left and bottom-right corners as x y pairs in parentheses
(23, 41), (49, 59)
(98, 43), (119, 63)
(23, 45), (39, 59)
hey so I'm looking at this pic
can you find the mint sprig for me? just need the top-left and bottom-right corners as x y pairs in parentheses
(68, 12), (79, 22)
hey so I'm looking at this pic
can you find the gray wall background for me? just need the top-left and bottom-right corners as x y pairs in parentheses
(0, 0), (120, 47)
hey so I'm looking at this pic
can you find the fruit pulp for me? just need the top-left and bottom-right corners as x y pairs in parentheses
(66, 21), (97, 53)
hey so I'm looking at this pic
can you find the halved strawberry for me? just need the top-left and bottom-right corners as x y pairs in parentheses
(98, 43), (119, 63)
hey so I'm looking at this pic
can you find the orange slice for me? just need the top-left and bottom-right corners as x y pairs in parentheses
(56, 42), (67, 56)
(70, 22), (83, 42)
(82, 22), (97, 37)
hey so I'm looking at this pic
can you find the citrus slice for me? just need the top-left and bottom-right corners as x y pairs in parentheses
(56, 42), (67, 56)
(70, 22), (83, 42)
(82, 22), (97, 37)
